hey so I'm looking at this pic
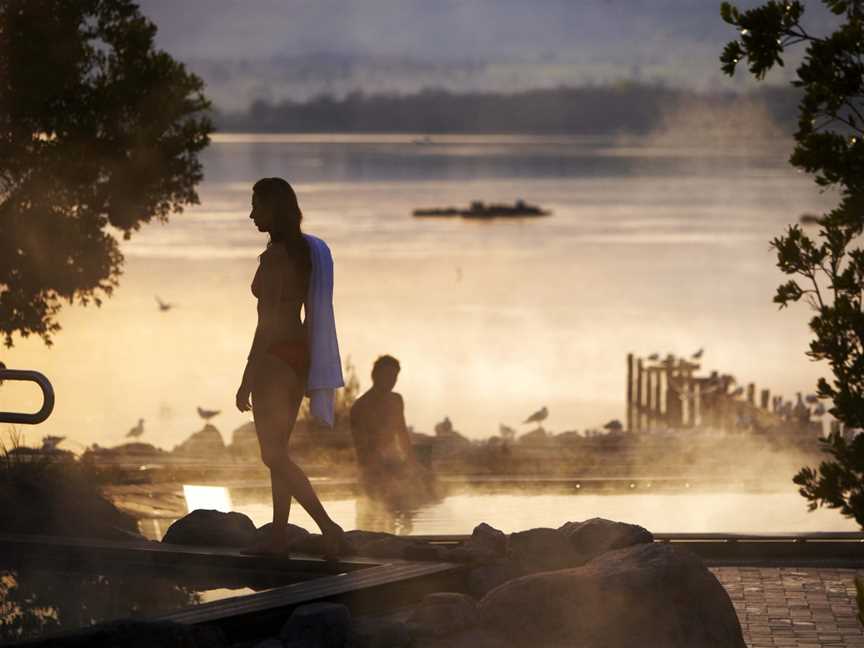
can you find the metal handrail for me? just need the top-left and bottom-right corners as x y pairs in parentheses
(0, 369), (55, 424)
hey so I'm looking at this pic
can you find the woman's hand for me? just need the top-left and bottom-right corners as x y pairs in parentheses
(236, 381), (252, 412)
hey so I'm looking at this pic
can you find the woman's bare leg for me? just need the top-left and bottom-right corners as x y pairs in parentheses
(251, 358), (343, 556)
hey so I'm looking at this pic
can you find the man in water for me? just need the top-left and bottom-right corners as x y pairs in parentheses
(350, 355), (428, 499)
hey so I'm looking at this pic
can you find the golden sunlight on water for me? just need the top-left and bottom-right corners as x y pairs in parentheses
(0, 135), (839, 451)
(176, 485), (858, 537)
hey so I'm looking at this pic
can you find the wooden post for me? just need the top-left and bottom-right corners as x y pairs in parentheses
(760, 389), (770, 410)
(636, 358), (644, 432)
(686, 368), (696, 428)
(653, 369), (663, 428)
(627, 354), (634, 432)
(746, 383), (755, 406)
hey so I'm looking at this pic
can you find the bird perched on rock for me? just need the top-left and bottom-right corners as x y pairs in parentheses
(805, 394), (819, 404)
(691, 348), (704, 360)
(522, 406), (548, 425)
(197, 406), (221, 422)
(603, 419), (624, 432)
(127, 418), (145, 438)
(155, 296), (175, 312)
(647, 353), (660, 361)
(499, 424), (517, 440)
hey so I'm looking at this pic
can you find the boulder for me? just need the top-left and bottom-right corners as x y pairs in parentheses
(172, 424), (227, 456)
(507, 527), (583, 573)
(344, 530), (420, 559)
(479, 542), (746, 648)
(415, 627), (514, 648)
(407, 593), (480, 638)
(559, 517), (653, 560)
(162, 509), (258, 548)
(350, 613), (413, 648)
(229, 421), (259, 458)
(443, 523), (508, 564)
(466, 562), (523, 598)
(280, 602), (352, 648)
(257, 522), (312, 547)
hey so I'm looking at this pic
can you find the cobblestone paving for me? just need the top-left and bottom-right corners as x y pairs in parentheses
(711, 567), (864, 647)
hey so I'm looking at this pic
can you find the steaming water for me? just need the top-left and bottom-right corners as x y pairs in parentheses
(149, 482), (858, 538)
(2, 134), (838, 449)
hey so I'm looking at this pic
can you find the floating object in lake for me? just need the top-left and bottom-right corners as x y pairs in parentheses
(197, 406), (221, 421)
(414, 200), (550, 219)
(127, 418), (145, 438)
(799, 213), (823, 225)
(522, 406), (548, 425)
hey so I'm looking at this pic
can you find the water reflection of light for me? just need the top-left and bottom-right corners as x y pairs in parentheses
(183, 485), (232, 513)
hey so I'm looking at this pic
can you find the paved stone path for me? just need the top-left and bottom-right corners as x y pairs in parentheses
(711, 567), (864, 647)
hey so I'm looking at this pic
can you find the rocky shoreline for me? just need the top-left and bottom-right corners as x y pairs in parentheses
(149, 510), (747, 648)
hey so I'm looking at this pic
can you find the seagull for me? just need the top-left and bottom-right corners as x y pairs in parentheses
(691, 348), (704, 360)
(499, 424), (516, 439)
(127, 418), (145, 438)
(522, 406), (548, 425)
(155, 296), (174, 312)
(805, 394), (819, 404)
(197, 406), (221, 422)
(603, 419), (624, 432)
(647, 353), (660, 361)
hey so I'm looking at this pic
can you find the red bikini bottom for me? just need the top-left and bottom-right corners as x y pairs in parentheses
(268, 340), (310, 380)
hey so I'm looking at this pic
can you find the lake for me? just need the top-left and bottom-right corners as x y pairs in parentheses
(1, 133), (838, 451)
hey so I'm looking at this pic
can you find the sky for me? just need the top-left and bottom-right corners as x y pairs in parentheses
(136, 0), (835, 110)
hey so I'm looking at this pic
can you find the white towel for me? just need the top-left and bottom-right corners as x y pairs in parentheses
(303, 233), (344, 427)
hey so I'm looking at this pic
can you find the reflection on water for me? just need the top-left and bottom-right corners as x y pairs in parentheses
(174, 484), (857, 538)
(183, 484), (233, 512)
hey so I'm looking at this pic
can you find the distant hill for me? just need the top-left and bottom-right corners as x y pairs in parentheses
(215, 83), (800, 136)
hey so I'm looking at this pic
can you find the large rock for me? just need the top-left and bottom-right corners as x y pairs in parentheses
(466, 562), (523, 598)
(280, 602), (351, 648)
(173, 424), (227, 456)
(507, 527), (583, 573)
(443, 523), (509, 564)
(559, 517), (653, 560)
(407, 592), (480, 638)
(162, 509), (258, 547)
(480, 542), (746, 648)
(257, 522), (312, 548)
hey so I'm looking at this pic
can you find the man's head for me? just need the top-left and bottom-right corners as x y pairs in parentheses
(371, 355), (400, 391)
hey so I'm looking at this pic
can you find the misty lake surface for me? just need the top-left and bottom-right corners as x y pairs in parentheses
(147, 481), (859, 539)
(2, 133), (839, 448)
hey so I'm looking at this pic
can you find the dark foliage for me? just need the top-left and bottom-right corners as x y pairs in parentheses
(0, 0), (212, 346)
(721, 0), (864, 523)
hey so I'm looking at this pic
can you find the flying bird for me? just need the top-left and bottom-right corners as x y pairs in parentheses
(197, 406), (221, 421)
(155, 296), (175, 312)
(127, 418), (145, 438)
(691, 348), (704, 360)
(522, 406), (548, 425)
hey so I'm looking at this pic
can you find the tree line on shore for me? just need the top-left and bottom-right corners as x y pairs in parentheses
(215, 83), (800, 134)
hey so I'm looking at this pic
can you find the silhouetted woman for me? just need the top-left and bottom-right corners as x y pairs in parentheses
(236, 177), (345, 557)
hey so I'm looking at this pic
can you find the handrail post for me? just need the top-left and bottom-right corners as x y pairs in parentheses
(0, 369), (55, 424)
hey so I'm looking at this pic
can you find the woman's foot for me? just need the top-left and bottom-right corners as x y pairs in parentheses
(320, 521), (345, 561)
